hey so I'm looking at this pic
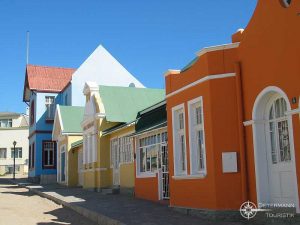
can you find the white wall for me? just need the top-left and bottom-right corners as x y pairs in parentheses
(71, 45), (145, 106)
(0, 128), (29, 170)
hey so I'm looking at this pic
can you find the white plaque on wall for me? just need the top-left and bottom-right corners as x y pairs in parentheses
(222, 152), (238, 173)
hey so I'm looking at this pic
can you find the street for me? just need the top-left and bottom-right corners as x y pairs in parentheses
(0, 178), (97, 225)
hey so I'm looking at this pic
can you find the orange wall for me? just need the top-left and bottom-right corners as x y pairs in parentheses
(167, 75), (244, 209)
(135, 176), (159, 201)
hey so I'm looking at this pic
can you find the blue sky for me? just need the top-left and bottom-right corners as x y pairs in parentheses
(0, 0), (257, 113)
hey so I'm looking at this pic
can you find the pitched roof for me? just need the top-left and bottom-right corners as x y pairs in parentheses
(59, 106), (84, 133)
(71, 45), (145, 106)
(99, 86), (165, 123)
(23, 64), (75, 101)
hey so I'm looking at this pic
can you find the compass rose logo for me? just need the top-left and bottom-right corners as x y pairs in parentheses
(240, 201), (258, 219)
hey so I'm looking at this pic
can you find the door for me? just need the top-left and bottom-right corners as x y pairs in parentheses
(266, 97), (295, 204)
(161, 143), (169, 199)
(60, 146), (66, 183)
(78, 149), (83, 186)
(111, 139), (120, 186)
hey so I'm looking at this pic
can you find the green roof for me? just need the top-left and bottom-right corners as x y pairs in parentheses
(71, 139), (83, 149)
(59, 106), (84, 133)
(99, 86), (165, 123)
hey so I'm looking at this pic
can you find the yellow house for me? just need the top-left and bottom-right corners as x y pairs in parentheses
(52, 105), (84, 186)
(81, 82), (165, 192)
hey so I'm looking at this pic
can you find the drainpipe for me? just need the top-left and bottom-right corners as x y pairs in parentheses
(234, 62), (249, 203)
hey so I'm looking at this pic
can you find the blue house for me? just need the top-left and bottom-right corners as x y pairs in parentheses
(23, 65), (75, 183)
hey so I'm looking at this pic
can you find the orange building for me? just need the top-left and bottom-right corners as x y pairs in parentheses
(165, 0), (300, 213)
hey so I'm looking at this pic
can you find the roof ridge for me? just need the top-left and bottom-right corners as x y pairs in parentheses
(99, 85), (164, 91)
(27, 64), (76, 70)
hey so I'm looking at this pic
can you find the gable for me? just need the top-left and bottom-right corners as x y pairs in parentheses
(71, 45), (145, 106)
(60, 106), (84, 133)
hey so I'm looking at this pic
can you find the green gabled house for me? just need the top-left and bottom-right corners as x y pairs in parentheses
(52, 105), (84, 186)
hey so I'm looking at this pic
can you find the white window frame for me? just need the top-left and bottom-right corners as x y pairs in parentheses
(110, 134), (133, 168)
(45, 96), (55, 119)
(188, 97), (207, 176)
(172, 103), (187, 176)
(83, 126), (97, 165)
(136, 129), (168, 178)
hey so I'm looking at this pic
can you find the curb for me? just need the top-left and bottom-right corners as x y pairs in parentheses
(10, 180), (125, 225)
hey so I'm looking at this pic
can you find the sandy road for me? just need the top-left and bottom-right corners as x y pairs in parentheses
(0, 178), (97, 225)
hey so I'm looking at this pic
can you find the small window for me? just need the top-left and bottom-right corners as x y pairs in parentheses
(43, 141), (56, 168)
(45, 96), (55, 120)
(0, 119), (12, 128)
(0, 148), (7, 159)
(29, 143), (35, 169)
(281, 0), (291, 7)
(11, 148), (22, 159)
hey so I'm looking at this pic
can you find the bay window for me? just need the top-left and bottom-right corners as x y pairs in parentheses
(137, 131), (167, 174)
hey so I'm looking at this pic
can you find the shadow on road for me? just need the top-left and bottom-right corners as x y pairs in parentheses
(36, 207), (97, 225)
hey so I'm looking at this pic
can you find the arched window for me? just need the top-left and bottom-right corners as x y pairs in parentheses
(268, 97), (291, 164)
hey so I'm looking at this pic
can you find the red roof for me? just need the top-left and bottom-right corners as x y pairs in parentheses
(26, 64), (75, 92)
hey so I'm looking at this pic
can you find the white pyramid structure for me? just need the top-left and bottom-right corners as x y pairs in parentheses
(71, 45), (145, 106)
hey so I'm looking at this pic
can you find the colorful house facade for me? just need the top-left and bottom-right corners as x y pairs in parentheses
(81, 82), (164, 191)
(52, 105), (84, 186)
(23, 65), (75, 183)
(165, 0), (300, 213)
(133, 101), (168, 202)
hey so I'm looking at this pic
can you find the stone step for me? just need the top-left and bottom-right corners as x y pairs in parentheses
(101, 186), (120, 195)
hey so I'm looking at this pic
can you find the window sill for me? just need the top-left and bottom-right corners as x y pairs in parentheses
(172, 174), (206, 180)
(136, 173), (157, 178)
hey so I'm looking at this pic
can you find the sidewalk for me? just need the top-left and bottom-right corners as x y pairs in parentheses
(9, 178), (247, 225)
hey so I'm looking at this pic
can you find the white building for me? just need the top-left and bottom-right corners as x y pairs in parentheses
(70, 45), (145, 106)
(0, 112), (29, 175)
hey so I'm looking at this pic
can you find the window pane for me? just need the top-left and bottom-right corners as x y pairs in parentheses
(0, 148), (6, 158)
(179, 113), (184, 129)
(195, 106), (202, 125)
(180, 134), (185, 171)
(269, 122), (277, 164)
(197, 130), (205, 171)
(140, 148), (146, 172)
(278, 120), (291, 162)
